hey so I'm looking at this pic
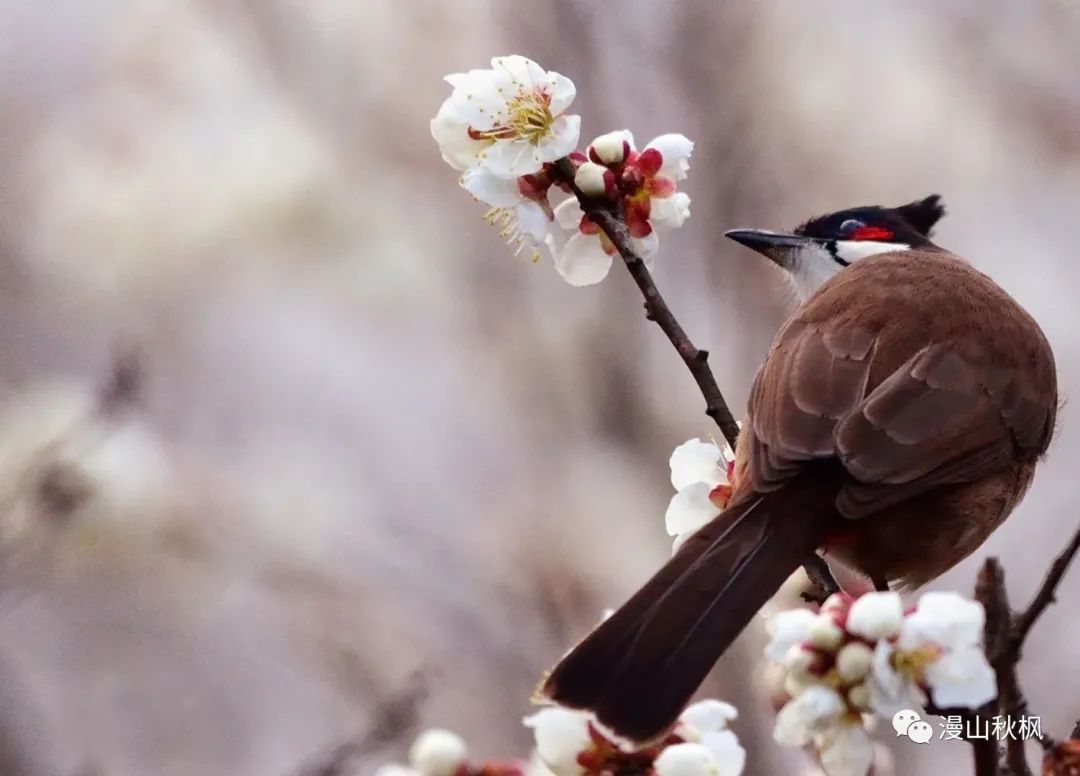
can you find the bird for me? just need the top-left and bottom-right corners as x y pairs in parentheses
(538, 195), (1058, 744)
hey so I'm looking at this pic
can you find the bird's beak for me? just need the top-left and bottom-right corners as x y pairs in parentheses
(724, 229), (813, 271)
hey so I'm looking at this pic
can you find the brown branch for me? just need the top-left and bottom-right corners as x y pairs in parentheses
(552, 160), (740, 450)
(801, 553), (841, 605)
(1012, 520), (1080, 648)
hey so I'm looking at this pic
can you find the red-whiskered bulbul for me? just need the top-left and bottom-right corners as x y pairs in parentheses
(539, 195), (1058, 743)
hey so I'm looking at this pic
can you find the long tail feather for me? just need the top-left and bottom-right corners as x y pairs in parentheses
(540, 472), (841, 743)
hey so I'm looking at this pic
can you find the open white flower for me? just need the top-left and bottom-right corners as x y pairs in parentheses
(432, 55), (580, 178)
(764, 608), (818, 662)
(545, 197), (657, 286)
(665, 438), (733, 552)
(523, 707), (592, 776)
(869, 591), (994, 715)
(899, 592), (995, 709)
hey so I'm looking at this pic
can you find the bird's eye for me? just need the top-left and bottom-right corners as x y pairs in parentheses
(839, 219), (865, 236)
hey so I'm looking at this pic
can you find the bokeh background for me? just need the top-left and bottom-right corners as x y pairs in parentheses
(1, 1), (1079, 774)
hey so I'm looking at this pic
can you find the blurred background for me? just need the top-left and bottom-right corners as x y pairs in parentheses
(0, 1), (1078, 773)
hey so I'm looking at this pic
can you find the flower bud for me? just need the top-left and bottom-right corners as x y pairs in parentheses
(847, 682), (871, 710)
(807, 616), (844, 652)
(783, 644), (823, 678)
(836, 642), (874, 683)
(783, 672), (814, 698)
(589, 130), (632, 165)
(574, 162), (610, 197)
(409, 729), (468, 776)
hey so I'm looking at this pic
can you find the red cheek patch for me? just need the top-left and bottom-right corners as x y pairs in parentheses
(850, 225), (894, 241)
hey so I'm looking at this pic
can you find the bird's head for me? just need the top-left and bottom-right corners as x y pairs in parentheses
(725, 195), (946, 301)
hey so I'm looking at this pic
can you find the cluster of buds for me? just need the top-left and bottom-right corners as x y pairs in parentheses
(432, 55), (693, 286)
(765, 590), (996, 776)
(525, 699), (745, 776)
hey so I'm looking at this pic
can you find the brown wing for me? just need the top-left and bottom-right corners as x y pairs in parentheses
(745, 251), (1056, 518)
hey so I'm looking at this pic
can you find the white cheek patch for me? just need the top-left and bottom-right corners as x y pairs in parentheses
(789, 242), (845, 303)
(834, 240), (910, 265)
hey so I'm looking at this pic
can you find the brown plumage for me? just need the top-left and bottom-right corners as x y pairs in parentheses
(541, 242), (1057, 743)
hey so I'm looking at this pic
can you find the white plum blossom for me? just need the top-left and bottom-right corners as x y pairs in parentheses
(548, 196), (657, 286)
(524, 700), (743, 776)
(767, 589), (996, 775)
(431, 55), (580, 178)
(408, 728), (469, 776)
(875, 591), (996, 711)
(665, 438), (734, 553)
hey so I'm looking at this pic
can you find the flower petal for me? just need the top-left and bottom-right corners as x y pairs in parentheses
(816, 722), (874, 776)
(764, 608), (818, 662)
(773, 686), (845, 746)
(553, 232), (613, 286)
(517, 200), (552, 241)
(481, 138), (543, 178)
(847, 592), (903, 641)
(646, 133), (694, 181)
(901, 591), (985, 651)
(652, 192), (692, 229)
(460, 168), (522, 207)
(553, 197), (584, 230)
(634, 231), (660, 263)
(868, 640), (926, 718)
(431, 102), (489, 171)
(665, 482), (721, 537)
(679, 699), (739, 734)
(669, 438), (725, 490)
(547, 71), (577, 115)
(523, 708), (591, 776)
(700, 730), (747, 775)
(653, 743), (719, 776)
(537, 114), (582, 164)
(925, 646), (996, 709)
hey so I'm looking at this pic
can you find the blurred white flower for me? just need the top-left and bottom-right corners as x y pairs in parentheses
(523, 707), (592, 776)
(665, 438), (734, 552)
(816, 722), (875, 776)
(773, 685), (846, 746)
(432, 55), (580, 178)
(846, 591), (903, 641)
(654, 741), (744, 776)
(764, 608), (818, 662)
(672, 700), (746, 775)
(872, 591), (989, 712)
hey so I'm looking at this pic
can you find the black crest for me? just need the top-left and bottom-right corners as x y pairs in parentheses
(795, 194), (947, 246)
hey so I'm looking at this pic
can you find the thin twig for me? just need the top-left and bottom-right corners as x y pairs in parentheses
(553, 160), (740, 449)
(1012, 521), (1080, 647)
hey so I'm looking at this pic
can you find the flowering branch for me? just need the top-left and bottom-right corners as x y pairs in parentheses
(551, 159), (740, 448)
